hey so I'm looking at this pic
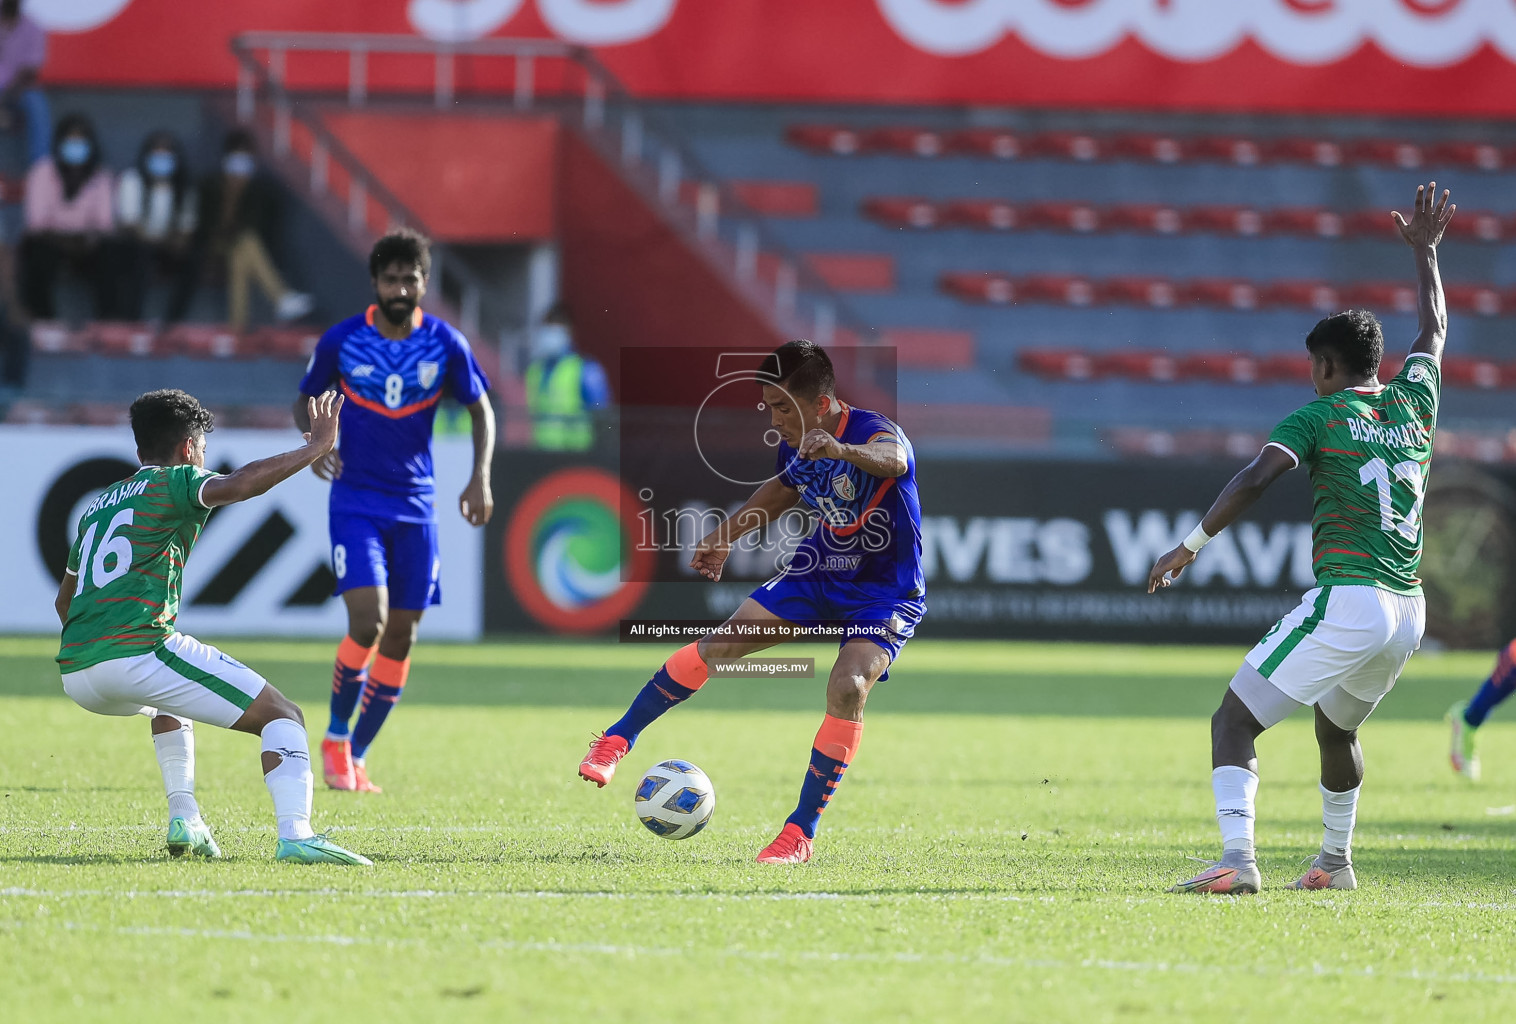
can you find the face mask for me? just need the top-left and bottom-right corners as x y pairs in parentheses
(532, 323), (571, 360)
(59, 138), (91, 167)
(223, 152), (255, 177)
(145, 150), (177, 178)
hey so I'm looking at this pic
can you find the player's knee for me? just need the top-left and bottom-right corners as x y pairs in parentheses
(1211, 697), (1258, 745)
(827, 672), (869, 713)
(268, 689), (304, 727)
(349, 615), (383, 648)
(1314, 709), (1354, 746)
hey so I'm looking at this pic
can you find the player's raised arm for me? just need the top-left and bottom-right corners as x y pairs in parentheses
(689, 476), (802, 582)
(1146, 444), (1298, 593)
(458, 397), (496, 526)
(201, 392), (345, 507)
(1392, 181), (1455, 363)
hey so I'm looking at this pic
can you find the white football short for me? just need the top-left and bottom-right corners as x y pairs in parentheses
(1232, 584), (1424, 730)
(61, 632), (267, 730)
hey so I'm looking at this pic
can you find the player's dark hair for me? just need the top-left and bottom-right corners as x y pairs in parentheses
(369, 228), (432, 280)
(1305, 310), (1383, 379)
(763, 339), (835, 401)
(130, 389), (215, 462)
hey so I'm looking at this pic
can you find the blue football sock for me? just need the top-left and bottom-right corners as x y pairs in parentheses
(1465, 675), (1516, 727)
(785, 746), (849, 840)
(350, 681), (403, 761)
(605, 666), (698, 748)
(326, 638), (371, 739)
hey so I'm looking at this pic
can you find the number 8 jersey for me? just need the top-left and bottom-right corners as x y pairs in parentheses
(1265, 353), (1440, 595)
(299, 306), (490, 523)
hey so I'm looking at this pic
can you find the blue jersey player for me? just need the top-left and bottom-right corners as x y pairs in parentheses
(294, 229), (495, 793)
(578, 340), (926, 863)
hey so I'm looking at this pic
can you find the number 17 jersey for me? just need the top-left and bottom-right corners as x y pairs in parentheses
(1266, 354), (1440, 595)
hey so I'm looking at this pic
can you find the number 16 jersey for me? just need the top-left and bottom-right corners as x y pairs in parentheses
(299, 306), (489, 523)
(1265, 354), (1440, 595)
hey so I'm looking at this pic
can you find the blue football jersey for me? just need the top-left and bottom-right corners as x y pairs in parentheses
(775, 404), (925, 596)
(299, 306), (489, 522)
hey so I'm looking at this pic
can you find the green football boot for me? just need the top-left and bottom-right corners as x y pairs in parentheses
(275, 834), (373, 866)
(1447, 700), (1481, 782)
(166, 816), (222, 859)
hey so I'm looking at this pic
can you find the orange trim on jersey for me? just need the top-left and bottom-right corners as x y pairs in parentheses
(823, 476), (896, 537)
(341, 381), (441, 420)
(833, 400), (850, 438)
(365, 304), (424, 330)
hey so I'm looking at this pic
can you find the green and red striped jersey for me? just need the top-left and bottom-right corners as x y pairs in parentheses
(1266, 355), (1440, 595)
(56, 463), (218, 672)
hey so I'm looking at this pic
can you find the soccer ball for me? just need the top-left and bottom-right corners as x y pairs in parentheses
(634, 760), (716, 840)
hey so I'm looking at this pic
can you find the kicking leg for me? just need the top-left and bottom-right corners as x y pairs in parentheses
(758, 638), (887, 864)
(1447, 639), (1516, 782)
(348, 607), (422, 793)
(323, 586), (384, 790)
(231, 686), (371, 865)
(579, 598), (789, 787)
(151, 713), (221, 859)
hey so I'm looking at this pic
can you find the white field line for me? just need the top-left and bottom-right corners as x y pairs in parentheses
(29, 920), (1516, 987)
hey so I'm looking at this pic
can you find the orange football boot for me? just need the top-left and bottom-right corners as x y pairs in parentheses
(579, 732), (630, 787)
(352, 761), (383, 793)
(755, 822), (813, 864)
(322, 737), (356, 791)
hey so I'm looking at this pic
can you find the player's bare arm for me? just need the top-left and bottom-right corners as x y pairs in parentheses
(689, 476), (802, 582)
(203, 393), (345, 507)
(54, 572), (74, 625)
(797, 428), (907, 478)
(1146, 445), (1297, 593)
(458, 397), (495, 527)
(292, 392), (343, 480)
(1391, 181), (1454, 362)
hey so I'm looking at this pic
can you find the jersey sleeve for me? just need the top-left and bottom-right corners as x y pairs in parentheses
(65, 520), (85, 575)
(775, 441), (800, 489)
(298, 327), (343, 397)
(580, 359), (610, 409)
(446, 328), (490, 405)
(1265, 403), (1325, 468)
(1390, 352), (1441, 420)
(166, 465), (220, 514)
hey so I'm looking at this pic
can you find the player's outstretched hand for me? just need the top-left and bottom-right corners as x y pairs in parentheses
(798, 427), (844, 461)
(1147, 544), (1197, 594)
(459, 474), (493, 527)
(689, 535), (731, 582)
(1392, 181), (1455, 249)
(305, 391), (344, 475)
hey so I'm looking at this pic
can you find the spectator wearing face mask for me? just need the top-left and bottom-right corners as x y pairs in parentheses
(116, 130), (199, 322)
(0, 0), (49, 167)
(524, 302), (609, 451)
(195, 129), (313, 331)
(19, 112), (117, 320)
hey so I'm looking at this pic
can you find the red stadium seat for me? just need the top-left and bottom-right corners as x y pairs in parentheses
(1017, 348), (1094, 380)
(1108, 134), (1187, 164)
(1102, 204), (1185, 234)
(1178, 353), (1260, 384)
(730, 181), (818, 218)
(1183, 206), (1263, 236)
(1023, 132), (1106, 162)
(1018, 275), (1095, 306)
(1259, 280), (1339, 312)
(1262, 208), (1343, 239)
(1428, 141), (1504, 171)
(1186, 136), (1264, 166)
(161, 324), (238, 358)
(939, 272), (1011, 303)
(1095, 276), (1178, 308)
(29, 321), (89, 354)
(1180, 278), (1259, 310)
(861, 197), (938, 228)
(1444, 212), (1504, 242)
(784, 125), (861, 155)
(1340, 209), (1393, 239)
(1092, 350), (1179, 382)
(1379, 355), (1404, 381)
(1339, 282), (1417, 315)
(91, 322), (158, 357)
(862, 127), (944, 157)
(1345, 139), (1424, 169)
(805, 253), (895, 293)
(242, 328), (320, 359)
(1262, 137), (1343, 167)
(1257, 353), (1312, 383)
(1443, 284), (1503, 316)
(1442, 357), (1504, 389)
(947, 129), (1022, 160)
(881, 329), (975, 368)
(1020, 202), (1101, 233)
(939, 199), (1018, 230)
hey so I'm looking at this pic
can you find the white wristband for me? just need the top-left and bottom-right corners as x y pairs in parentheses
(1182, 524), (1213, 553)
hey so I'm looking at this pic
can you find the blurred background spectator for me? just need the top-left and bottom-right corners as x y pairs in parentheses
(196, 128), (312, 330)
(115, 130), (197, 323)
(19, 112), (118, 320)
(525, 302), (608, 451)
(0, 0), (48, 167)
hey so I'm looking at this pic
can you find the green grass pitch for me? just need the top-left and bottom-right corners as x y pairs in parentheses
(3, 635), (1516, 1022)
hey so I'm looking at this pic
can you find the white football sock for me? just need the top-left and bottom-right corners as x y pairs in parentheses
(261, 718), (315, 841)
(1320, 783), (1360, 860)
(152, 719), (200, 824)
(1213, 765), (1259, 860)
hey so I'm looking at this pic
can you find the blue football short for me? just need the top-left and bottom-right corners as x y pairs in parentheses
(329, 512), (441, 610)
(747, 575), (926, 680)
